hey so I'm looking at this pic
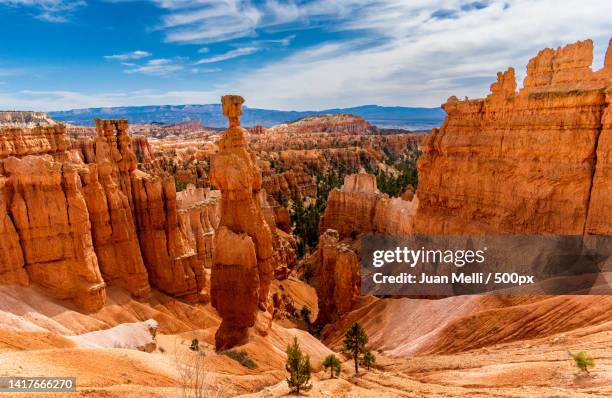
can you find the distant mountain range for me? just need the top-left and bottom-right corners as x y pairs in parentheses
(49, 104), (445, 131)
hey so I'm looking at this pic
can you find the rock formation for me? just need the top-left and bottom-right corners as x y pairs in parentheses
(0, 123), (69, 159)
(209, 95), (275, 350)
(320, 172), (416, 237)
(131, 172), (207, 301)
(177, 184), (220, 271)
(415, 39), (612, 235)
(0, 115), (219, 311)
(80, 119), (151, 299)
(0, 120), (107, 312)
(0, 111), (56, 127)
(263, 170), (317, 200)
(268, 114), (377, 135)
(313, 229), (360, 325)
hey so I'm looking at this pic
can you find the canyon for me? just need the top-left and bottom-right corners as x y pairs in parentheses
(0, 38), (611, 398)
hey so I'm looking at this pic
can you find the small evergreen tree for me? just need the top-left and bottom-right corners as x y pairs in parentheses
(322, 354), (342, 378)
(343, 322), (368, 375)
(286, 337), (312, 394)
(362, 348), (376, 370)
(570, 351), (595, 374)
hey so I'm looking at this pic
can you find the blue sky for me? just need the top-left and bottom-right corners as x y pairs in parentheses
(0, 0), (610, 111)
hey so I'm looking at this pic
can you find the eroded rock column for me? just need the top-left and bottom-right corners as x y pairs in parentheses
(210, 95), (274, 350)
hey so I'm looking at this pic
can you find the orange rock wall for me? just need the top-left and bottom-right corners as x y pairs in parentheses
(0, 119), (219, 310)
(415, 39), (612, 235)
(1, 154), (106, 312)
(314, 229), (360, 325)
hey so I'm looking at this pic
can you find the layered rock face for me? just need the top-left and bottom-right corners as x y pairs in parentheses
(209, 95), (275, 350)
(263, 170), (317, 200)
(80, 119), (151, 299)
(0, 123), (107, 312)
(0, 111), (56, 127)
(415, 39), (612, 235)
(131, 172), (208, 301)
(177, 185), (220, 271)
(1, 123), (70, 159)
(0, 115), (219, 311)
(315, 173), (415, 324)
(314, 229), (360, 325)
(320, 172), (416, 237)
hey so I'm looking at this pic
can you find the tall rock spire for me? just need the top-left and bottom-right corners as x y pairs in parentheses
(210, 95), (274, 350)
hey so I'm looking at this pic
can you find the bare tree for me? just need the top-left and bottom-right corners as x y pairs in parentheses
(174, 338), (222, 398)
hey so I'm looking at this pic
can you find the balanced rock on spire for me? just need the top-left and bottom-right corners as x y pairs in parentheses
(210, 95), (275, 350)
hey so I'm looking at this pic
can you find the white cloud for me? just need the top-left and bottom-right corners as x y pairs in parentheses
(190, 67), (221, 73)
(123, 58), (185, 75)
(0, 89), (223, 111)
(155, 0), (263, 44)
(251, 34), (295, 47)
(0, 0), (85, 22)
(142, 0), (610, 109)
(195, 47), (259, 64)
(226, 0), (612, 109)
(150, 0), (374, 44)
(104, 50), (152, 61)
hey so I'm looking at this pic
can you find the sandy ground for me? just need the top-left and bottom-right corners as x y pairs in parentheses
(0, 282), (611, 397)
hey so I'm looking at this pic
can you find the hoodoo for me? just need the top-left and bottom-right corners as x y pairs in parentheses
(209, 95), (275, 350)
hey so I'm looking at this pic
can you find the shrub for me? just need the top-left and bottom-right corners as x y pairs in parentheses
(570, 351), (595, 374)
(322, 354), (342, 378)
(362, 348), (376, 370)
(285, 337), (312, 394)
(189, 339), (200, 352)
(175, 179), (188, 192)
(221, 350), (257, 369)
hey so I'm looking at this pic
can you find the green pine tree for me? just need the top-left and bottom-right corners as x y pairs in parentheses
(343, 322), (368, 375)
(322, 354), (342, 378)
(286, 337), (312, 394)
(362, 348), (376, 370)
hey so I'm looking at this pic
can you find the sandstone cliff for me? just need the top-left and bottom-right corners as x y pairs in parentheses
(263, 170), (317, 200)
(0, 116), (219, 311)
(4, 155), (107, 312)
(81, 119), (151, 299)
(415, 39), (612, 235)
